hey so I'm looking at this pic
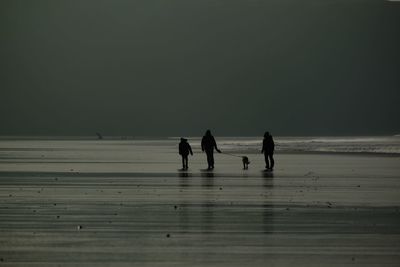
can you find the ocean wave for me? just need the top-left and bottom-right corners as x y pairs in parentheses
(216, 136), (400, 154)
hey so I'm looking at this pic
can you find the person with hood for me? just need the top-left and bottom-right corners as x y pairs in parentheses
(179, 138), (193, 170)
(201, 130), (221, 170)
(261, 131), (275, 170)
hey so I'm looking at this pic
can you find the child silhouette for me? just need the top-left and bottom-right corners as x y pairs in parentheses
(179, 138), (193, 170)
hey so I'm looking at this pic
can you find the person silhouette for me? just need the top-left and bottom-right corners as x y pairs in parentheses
(261, 131), (275, 171)
(179, 138), (193, 170)
(201, 130), (221, 170)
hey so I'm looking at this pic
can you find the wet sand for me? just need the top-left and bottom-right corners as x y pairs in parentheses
(0, 140), (400, 266)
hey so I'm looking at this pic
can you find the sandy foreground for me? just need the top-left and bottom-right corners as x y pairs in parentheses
(0, 140), (400, 266)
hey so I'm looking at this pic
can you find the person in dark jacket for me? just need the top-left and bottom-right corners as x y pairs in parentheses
(261, 131), (275, 170)
(201, 130), (221, 170)
(179, 138), (193, 170)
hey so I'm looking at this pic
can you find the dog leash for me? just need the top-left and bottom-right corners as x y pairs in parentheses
(220, 152), (244, 158)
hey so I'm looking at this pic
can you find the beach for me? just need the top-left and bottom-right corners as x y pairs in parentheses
(1, 138), (400, 266)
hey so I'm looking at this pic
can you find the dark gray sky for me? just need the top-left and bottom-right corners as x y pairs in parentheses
(1, 0), (399, 136)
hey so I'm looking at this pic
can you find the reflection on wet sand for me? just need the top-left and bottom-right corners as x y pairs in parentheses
(177, 170), (216, 234)
(178, 171), (191, 180)
(201, 172), (215, 234)
(201, 170), (214, 187)
(263, 171), (274, 234)
(178, 170), (275, 236)
(262, 170), (274, 179)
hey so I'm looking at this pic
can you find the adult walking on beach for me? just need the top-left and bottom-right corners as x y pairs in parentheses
(261, 131), (275, 171)
(201, 130), (221, 170)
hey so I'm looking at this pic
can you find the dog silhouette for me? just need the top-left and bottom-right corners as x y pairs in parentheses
(242, 156), (250, 170)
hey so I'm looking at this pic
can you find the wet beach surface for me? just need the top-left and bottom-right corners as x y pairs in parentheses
(0, 140), (400, 266)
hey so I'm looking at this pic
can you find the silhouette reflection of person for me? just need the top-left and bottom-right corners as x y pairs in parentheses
(261, 131), (275, 171)
(201, 130), (221, 170)
(179, 138), (193, 170)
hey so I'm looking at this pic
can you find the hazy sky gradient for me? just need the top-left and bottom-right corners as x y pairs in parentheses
(1, 0), (399, 136)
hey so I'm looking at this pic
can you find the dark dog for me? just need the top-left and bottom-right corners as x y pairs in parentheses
(242, 156), (250, 170)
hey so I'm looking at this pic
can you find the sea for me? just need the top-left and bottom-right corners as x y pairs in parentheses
(0, 136), (399, 155)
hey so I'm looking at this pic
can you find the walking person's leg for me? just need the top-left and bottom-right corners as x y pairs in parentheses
(206, 151), (212, 169)
(181, 156), (185, 170)
(269, 153), (274, 170)
(264, 153), (269, 169)
(184, 156), (188, 170)
(210, 152), (214, 169)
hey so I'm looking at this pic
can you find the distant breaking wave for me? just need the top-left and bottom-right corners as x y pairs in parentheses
(217, 136), (400, 155)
